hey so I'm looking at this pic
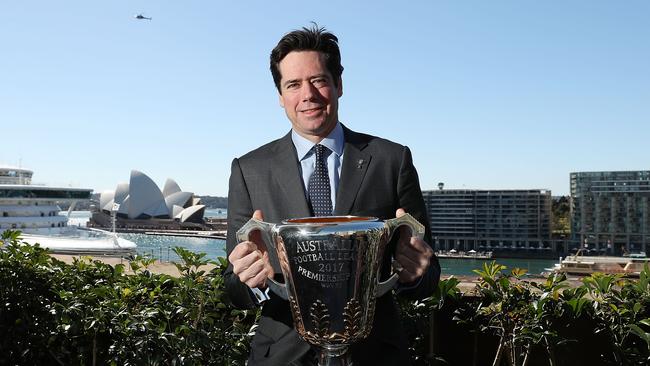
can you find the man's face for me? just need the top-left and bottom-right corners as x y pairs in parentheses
(278, 51), (342, 142)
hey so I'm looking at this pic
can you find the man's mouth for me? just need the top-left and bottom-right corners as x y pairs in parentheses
(300, 106), (324, 114)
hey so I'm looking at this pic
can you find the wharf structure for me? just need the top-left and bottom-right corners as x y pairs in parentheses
(422, 188), (557, 257)
(571, 171), (650, 255)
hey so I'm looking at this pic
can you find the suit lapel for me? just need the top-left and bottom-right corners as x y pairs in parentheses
(334, 127), (371, 215)
(273, 132), (311, 218)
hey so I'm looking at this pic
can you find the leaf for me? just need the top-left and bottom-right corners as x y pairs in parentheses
(639, 319), (650, 328)
(343, 299), (362, 337)
(432, 277), (461, 308)
(310, 300), (331, 337)
(629, 324), (650, 343)
(511, 268), (528, 278)
(498, 277), (510, 290)
(566, 298), (589, 317)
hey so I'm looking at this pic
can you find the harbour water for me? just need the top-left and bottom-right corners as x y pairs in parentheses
(64, 211), (557, 275)
(65, 210), (227, 262)
(438, 257), (557, 276)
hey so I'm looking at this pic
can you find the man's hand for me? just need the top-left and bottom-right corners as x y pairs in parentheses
(228, 210), (274, 289)
(394, 208), (433, 284)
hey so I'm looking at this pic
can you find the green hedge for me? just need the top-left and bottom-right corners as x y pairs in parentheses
(0, 230), (256, 365)
(2, 230), (650, 365)
(399, 262), (650, 366)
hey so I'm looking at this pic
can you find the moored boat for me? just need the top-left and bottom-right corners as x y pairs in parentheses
(0, 165), (136, 255)
(549, 250), (649, 277)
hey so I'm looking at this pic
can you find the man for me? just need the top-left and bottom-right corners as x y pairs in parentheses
(225, 25), (440, 365)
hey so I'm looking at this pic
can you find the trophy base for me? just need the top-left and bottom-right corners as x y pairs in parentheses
(318, 345), (352, 366)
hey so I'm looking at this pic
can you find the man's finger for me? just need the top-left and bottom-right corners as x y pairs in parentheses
(240, 251), (273, 288)
(240, 256), (267, 279)
(395, 253), (418, 271)
(228, 241), (257, 262)
(395, 208), (417, 241)
(246, 269), (270, 288)
(407, 237), (433, 255)
(398, 242), (431, 266)
(395, 255), (421, 283)
(253, 209), (264, 221)
(232, 247), (264, 274)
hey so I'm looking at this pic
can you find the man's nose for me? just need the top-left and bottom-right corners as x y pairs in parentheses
(300, 82), (318, 102)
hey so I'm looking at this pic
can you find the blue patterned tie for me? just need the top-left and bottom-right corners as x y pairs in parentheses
(308, 144), (333, 217)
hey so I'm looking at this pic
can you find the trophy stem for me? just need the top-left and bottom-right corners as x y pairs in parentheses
(318, 345), (352, 366)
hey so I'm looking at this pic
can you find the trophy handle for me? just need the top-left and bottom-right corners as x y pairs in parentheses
(376, 272), (400, 297)
(376, 213), (426, 297)
(236, 218), (289, 301)
(266, 278), (289, 301)
(384, 213), (425, 242)
(236, 217), (276, 250)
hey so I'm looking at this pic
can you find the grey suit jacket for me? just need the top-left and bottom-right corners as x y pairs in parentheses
(225, 125), (440, 365)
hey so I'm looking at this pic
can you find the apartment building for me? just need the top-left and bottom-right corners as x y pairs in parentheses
(571, 171), (650, 254)
(422, 189), (553, 253)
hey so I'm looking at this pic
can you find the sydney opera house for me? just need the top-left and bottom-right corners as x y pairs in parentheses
(91, 170), (206, 229)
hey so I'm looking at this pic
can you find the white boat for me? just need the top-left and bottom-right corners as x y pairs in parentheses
(549, 250), (650, 277)
(0, 165), (136, 255)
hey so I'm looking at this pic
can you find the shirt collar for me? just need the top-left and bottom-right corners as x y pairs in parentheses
(291, 122), (345, 161)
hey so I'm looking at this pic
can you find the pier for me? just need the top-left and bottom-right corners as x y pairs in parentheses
(115, 228), (226, 240)
(436, 249), (493, 259)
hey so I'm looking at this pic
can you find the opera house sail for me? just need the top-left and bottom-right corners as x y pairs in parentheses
(93, 170), (206, 229)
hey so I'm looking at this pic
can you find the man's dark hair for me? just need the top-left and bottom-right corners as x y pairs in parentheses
(270, 24), (344, 93)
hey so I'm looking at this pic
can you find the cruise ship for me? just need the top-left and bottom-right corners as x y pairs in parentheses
(0, 165), (136, 255)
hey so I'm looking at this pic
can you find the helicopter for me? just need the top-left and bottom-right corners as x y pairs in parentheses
(134, 14), (152, 20)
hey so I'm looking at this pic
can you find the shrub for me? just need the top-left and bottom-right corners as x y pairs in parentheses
(0, 230), (257, 365)
(3, 230), (650, 366)
(402, 261), (650, 366)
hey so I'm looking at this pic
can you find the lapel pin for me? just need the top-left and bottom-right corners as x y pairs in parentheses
(356, 159), (365, 169)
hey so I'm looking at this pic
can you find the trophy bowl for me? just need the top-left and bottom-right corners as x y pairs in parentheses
(237, 214), (424, 366)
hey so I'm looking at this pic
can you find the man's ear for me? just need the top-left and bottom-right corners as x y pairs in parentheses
(278, 92), (285, 108)
(337, 77), (343, 97)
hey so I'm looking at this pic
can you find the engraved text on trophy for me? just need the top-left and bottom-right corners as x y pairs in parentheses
(291, 237), (361, 288)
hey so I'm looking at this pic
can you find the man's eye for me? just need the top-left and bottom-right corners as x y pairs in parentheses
(286, 82), (299, 90)
(313, 78), (327, 87)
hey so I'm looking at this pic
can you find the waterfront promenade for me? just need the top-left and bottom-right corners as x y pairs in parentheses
(48, 254), (582, 291)
(49, 253), (217, 277)
(50, 253), (477, 290)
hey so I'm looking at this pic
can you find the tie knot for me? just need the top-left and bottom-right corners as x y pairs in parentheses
(314, 144), (328, 159)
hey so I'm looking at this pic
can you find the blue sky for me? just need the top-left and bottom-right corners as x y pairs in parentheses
(1, 1), (648, 196)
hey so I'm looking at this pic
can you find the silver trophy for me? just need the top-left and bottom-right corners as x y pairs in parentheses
(237, 214), (424, 366)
